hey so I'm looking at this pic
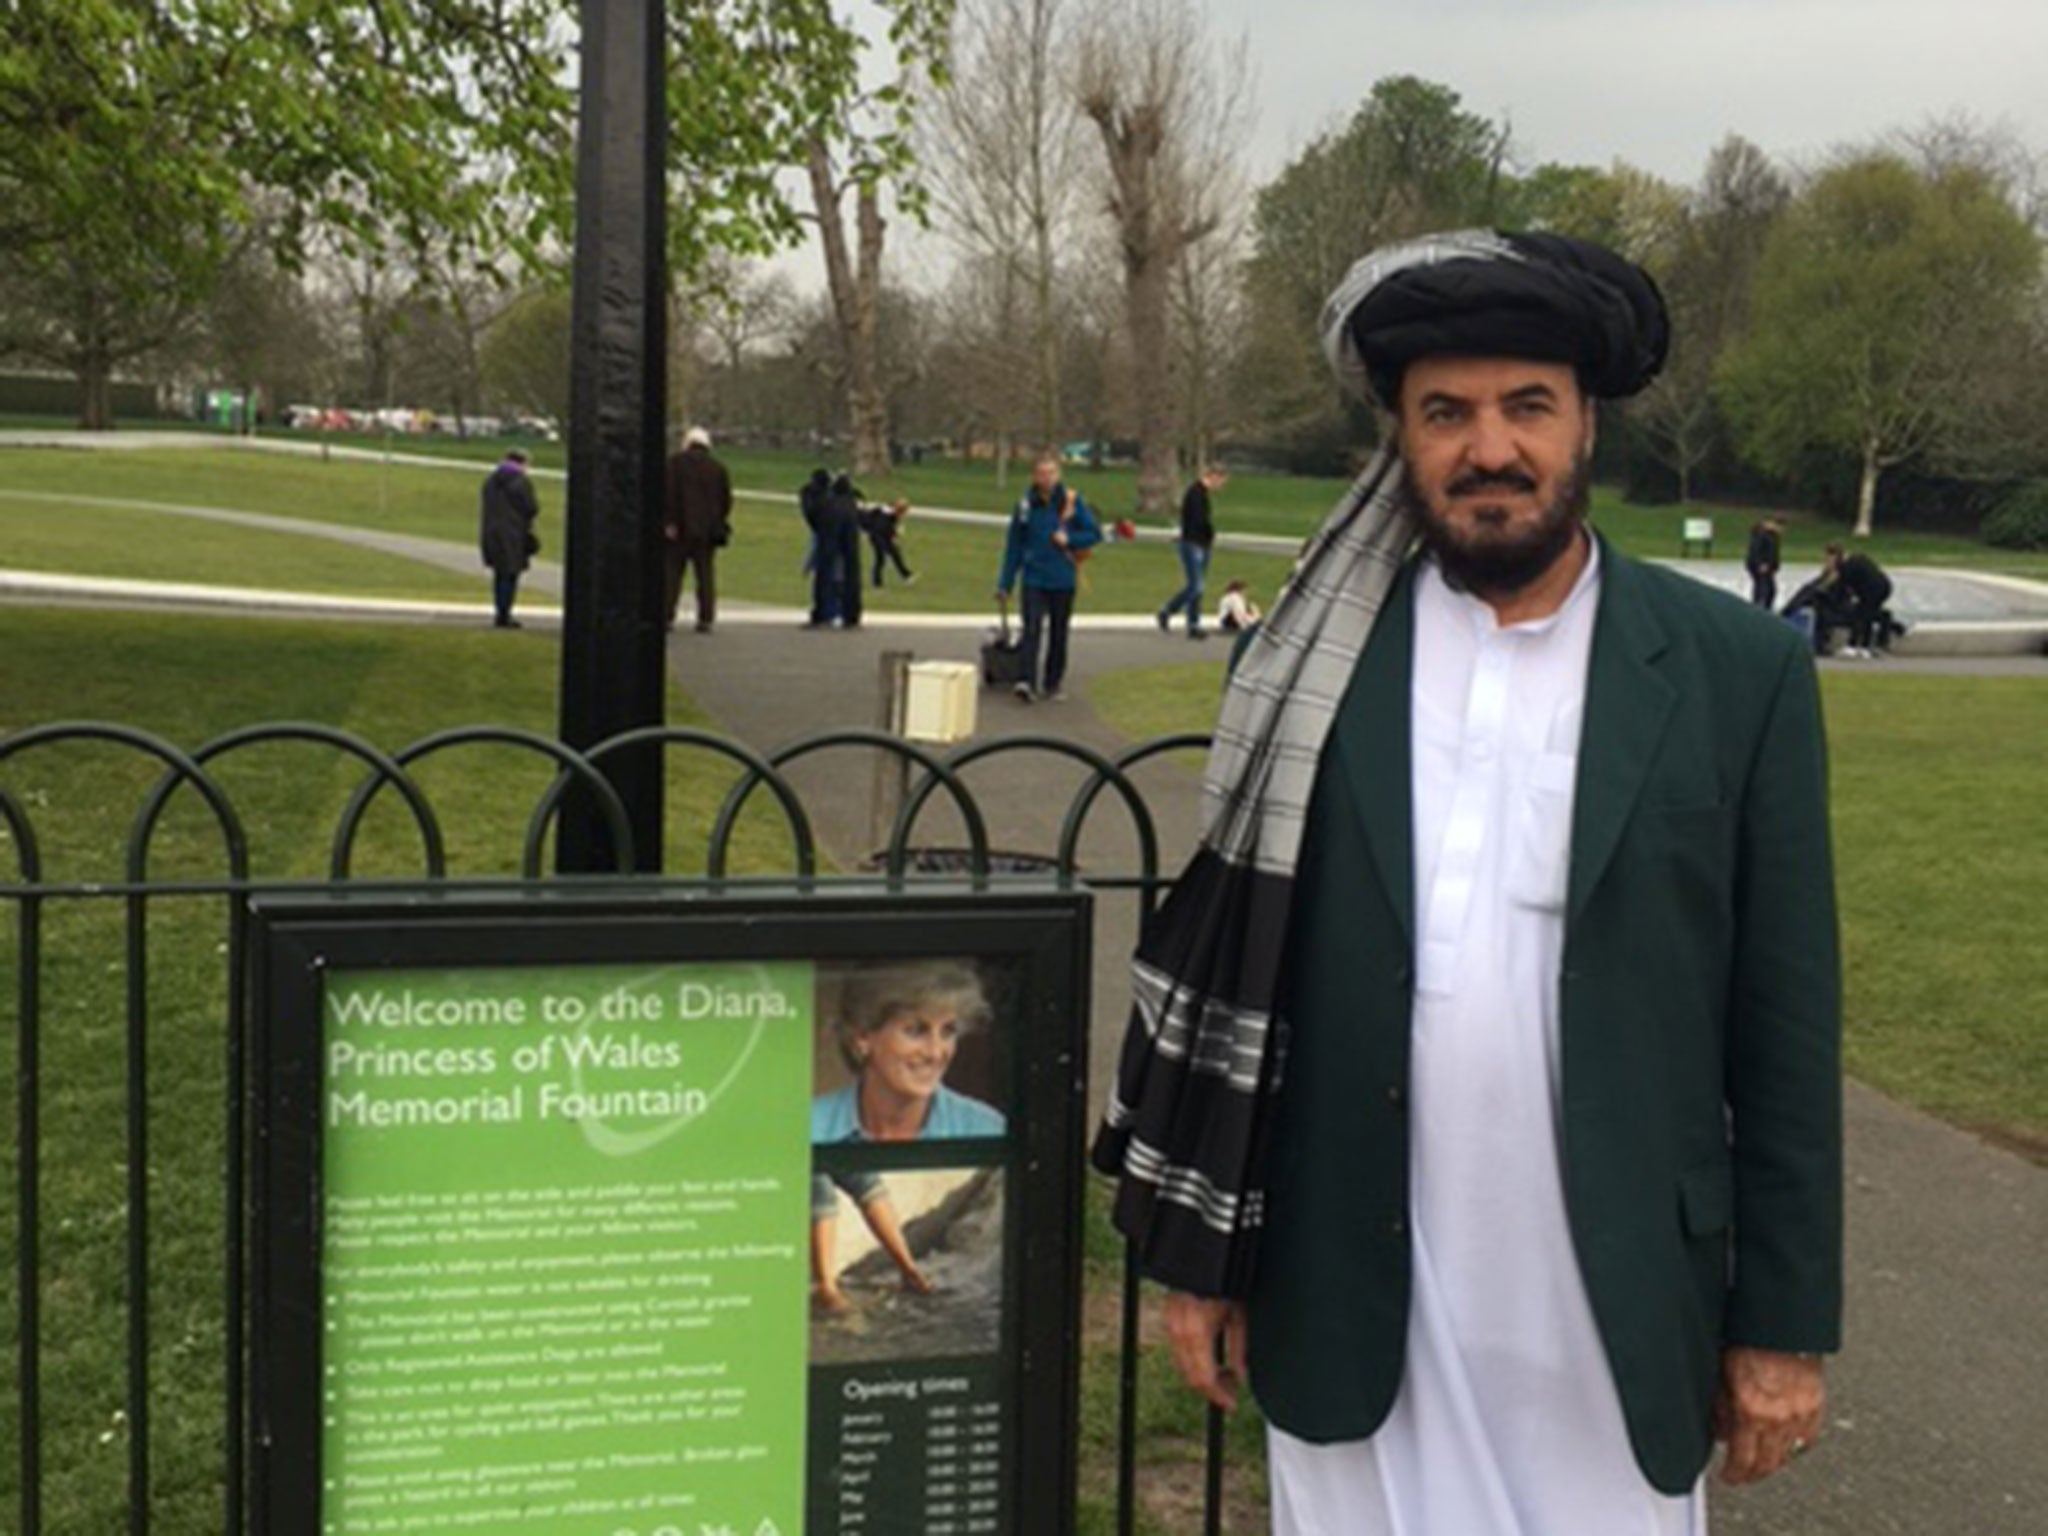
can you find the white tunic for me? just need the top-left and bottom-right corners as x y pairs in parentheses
(1269, 542), (1705, 1536)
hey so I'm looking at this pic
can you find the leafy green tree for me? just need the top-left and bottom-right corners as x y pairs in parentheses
(1238, 75), (1511, 461)
(1717, 153), (2041, 535)
(0, 0), (953, 426)
(481, 284), (575, 428)
(1513, 161), (1685, 262)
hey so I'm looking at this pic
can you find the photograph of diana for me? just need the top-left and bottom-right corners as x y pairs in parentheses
(809, 961), (1007, 1320)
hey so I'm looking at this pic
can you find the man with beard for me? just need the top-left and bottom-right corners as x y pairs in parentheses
(1093, 231), (1841, 1535)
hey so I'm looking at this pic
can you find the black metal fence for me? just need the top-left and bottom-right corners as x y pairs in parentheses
(1, 720), (1242, 1536)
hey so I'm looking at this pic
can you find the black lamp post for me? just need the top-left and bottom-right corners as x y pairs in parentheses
(557, 0), (670, 873)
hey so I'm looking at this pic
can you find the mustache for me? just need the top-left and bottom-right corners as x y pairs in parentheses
(1446, 469), (1539, 497)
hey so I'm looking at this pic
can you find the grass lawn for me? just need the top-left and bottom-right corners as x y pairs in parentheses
(0, 609), (809, 1534)
(5, 442), (2044, 606)
(0, 445), (1302, 616)
(1085, 658), (2048, 1154)
(0, 607), (1220, 1535)
(0, 491), (484, 602)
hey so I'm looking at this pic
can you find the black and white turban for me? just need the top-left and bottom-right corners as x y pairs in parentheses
(1321, 228), (1670, 408)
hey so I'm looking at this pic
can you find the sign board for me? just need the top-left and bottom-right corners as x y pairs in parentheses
(250, 889), (1089, 1536)
(902, 662), (977, 744)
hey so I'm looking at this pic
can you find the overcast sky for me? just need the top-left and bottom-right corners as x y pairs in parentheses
(1199, 0), (2047, 183)
(780, 0), (2047, 296)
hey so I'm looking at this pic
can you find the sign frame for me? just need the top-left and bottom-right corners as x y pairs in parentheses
(247, 885), (1090, 1536)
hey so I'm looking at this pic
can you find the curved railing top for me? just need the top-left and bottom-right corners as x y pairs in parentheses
(0, 719), (1214, 894)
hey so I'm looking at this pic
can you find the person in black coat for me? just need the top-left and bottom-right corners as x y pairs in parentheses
(663, 427), (734, 633)
(1744, 516), (1783, 609)
(478, 449), (540, 628)
(1828, 543), (1897, 656)
(807, 474), (865, 629)
(1157, 465), (1227, 638)
(800, 465), (830, 559)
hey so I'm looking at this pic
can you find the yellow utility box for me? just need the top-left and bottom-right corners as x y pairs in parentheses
(902, 661), (979, 743)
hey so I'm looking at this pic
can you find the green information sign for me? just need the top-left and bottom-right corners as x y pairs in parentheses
(252, 892), (1087, 1536)
(320, 962), (812, 1535)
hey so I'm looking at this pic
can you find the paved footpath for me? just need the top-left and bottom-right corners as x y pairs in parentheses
(4, 555), (2044, 1532)
(674, 616), (2048, 1536)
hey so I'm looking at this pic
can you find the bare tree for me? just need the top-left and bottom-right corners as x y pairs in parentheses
(1076, 0), (1251, 515)
(1893, 113), (2048, 232)
(805, 135), (895, 475)
(923, 0), (1083, 447)
(679, 253), (798, 432)
(1168, 197), (1249, 470)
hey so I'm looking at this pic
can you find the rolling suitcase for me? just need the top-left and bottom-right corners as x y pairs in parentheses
(981, 595), (1031, 688)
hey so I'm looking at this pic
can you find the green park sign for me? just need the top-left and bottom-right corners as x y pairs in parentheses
(251, 890), (1089, 1536)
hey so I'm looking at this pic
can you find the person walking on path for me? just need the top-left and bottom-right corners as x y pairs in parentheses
(1094, 230), (1841, 1536)
(663, 426), (733, 633)
(1745, 516), (1784, 609)
(863, 497), (916, 588)
(996, 451), (1102, 701)
(1159, 464), (1227, 639)
(478, 448), (540, 628)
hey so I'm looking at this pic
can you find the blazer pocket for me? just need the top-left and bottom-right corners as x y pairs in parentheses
(1679, 1159), (1734, 1237)
(1508, 750), (1577, 910)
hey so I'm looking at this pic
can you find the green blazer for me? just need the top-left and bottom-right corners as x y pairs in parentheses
(1245, 538), (1843, 1495)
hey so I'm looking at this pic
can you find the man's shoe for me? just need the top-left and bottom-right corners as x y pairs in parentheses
(494, 617), (521, 629)
(1041, 687), (1066, 703)
(694, 622), (713, 634)
(1188, 627), (1209, 642)
(1155, 611), (1170, 633)
(1013, 681), (1035, 703)
(904, 572), (918, 586)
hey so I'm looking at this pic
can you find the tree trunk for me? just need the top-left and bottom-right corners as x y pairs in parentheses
(1027, 0), (1061, 447)
(1854, 436), (1880, 538)
(806, 137), (891, 480)
(1033, 246), (1060, 448)
(78, 349), (113, 430)
(1129, 250), (1175, 517)
(847, 182), (890, 477)
(1677, 461), (1690, 505)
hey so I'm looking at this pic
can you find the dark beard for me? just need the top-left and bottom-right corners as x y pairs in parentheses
(1397, 451), (1592, 597)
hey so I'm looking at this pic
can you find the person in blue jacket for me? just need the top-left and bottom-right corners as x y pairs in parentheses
(995, 450), (1103, 702)
(810, 963), (1005, 1313)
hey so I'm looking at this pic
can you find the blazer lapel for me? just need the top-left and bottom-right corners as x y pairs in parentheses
(1331, 561), (1418, 951)
(1568, 538), (1677, 926)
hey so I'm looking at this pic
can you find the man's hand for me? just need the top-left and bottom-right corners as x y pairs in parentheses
(1716, 1347), (1825, 1485)
(1164, 1292), (1248, 1411)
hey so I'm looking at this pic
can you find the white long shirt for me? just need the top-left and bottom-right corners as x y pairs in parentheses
(1270, 540), (1705, 1536)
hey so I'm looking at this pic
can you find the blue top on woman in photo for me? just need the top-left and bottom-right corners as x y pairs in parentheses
(811, 1082), (1006, 1144)
(809, 1085), (1005, 1219)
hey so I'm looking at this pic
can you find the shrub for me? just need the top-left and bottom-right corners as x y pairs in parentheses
(1980, 482), (2048, 550)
